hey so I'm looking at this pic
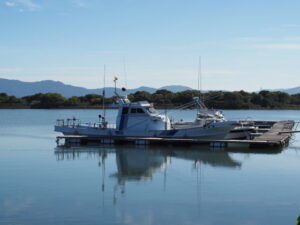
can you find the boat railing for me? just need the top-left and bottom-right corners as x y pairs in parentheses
(81, 122), (116, 129)
(56, 119), (116, 129)
(56, 118), (81, 127)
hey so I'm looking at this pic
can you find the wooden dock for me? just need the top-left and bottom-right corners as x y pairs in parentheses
(249, 120), (295, 147)
(56, 120), (297, 149)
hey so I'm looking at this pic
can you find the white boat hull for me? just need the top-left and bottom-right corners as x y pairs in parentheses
(55, 121), (236, 140)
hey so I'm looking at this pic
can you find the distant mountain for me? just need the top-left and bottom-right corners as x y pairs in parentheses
(0, 78), (96, 98)
(0, 78), (192, 98)
(268, 87), (300, 95)
(131, 86), (157, 94)
(160, 85), (192, 92)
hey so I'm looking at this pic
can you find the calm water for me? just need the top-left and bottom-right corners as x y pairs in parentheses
(0, 109), (300, 225)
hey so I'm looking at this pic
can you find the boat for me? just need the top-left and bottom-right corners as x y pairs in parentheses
(176, 96), (256, 140)
(54, 79), (238, 142)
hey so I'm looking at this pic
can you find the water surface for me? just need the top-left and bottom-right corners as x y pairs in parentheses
(0, 109), (300, 225)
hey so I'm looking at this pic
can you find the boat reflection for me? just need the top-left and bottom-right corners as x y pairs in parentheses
(113, 149), (168, 182)
(168, 149), (241, 168)
(54, 145), (242, 182)
(54, 146), (282, 205)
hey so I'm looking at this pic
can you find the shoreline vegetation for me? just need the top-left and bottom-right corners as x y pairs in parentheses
(1, 89), (300, 110)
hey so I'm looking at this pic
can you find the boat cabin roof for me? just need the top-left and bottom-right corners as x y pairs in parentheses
(110, 101), (152, 108)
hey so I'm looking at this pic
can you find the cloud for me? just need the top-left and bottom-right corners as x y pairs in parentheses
(236, 37), (272, 42)
(4, 0), (40, 11)
(18, 0), (40, 11)
(0, 68), (23, 74)
(253, 43), (300, 50)
(281, 24), (300, 28)
(5, 1), (16, 7)
(236, 36), (300, 51)
(282, 36), (300, 41)
(205, 70), (237, 76)
(73, 0), (87, 8)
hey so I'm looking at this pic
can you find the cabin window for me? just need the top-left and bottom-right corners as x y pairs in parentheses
(130, 108), (137, 113)
(136, 108), (145, 113)
(122, 107), (129, 114)
(130, 108), (145, 114)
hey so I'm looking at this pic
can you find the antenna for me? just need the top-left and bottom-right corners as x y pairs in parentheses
(113, 76), (118, 96)
(123, 57), (127, 89)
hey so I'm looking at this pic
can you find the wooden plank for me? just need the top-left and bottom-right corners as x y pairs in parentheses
(278, 130), (300, 134)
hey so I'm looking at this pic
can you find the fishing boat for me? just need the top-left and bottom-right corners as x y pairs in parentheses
(175, 96), (255, 139)
(54, 79), (238, 141)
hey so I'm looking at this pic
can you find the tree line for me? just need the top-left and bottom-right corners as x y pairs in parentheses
(0, 89), (300, 109)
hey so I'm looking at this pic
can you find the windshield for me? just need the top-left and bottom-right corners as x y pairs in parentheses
(146, 107), (157, 114)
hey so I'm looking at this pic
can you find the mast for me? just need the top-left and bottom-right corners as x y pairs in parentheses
(198, 56), (202, 101)
(197, 56), (202, 113)
(102, 65), (106, 123)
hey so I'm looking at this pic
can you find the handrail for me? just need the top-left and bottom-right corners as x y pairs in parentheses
(56, 119), (116, 129)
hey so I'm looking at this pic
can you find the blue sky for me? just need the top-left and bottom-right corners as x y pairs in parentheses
(0, 0), (300, 91)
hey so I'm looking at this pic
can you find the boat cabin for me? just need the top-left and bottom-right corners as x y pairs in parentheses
(113, 96), (171, 131)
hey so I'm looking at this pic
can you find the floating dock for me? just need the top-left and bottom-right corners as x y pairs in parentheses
(56, 120), (298, 149)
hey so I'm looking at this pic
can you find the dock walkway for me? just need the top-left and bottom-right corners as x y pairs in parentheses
(252, 121), (295, 146)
